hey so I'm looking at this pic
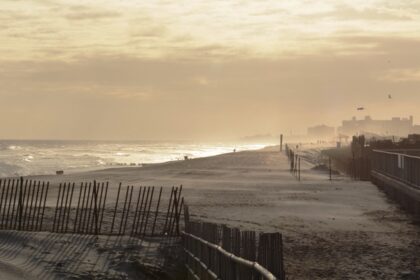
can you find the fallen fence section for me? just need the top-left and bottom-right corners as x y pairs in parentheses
(183, 219), (285, 280)
(0, 177), (184, 237)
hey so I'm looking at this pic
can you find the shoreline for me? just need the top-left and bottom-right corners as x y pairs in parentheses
(1, 144), (272, 179)
(18, 144), (274, 181)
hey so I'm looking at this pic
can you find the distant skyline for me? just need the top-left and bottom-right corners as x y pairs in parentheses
(1, 1), (420, 140)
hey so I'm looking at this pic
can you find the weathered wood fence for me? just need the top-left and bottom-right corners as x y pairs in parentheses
(371, 149), (420, 218)
(371, 149), (420, 189)
(285, 144), (301, 181)
(183, 206), (285, 280)
(0, 177), (184, 236)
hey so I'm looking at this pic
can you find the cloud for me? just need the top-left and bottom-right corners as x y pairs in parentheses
(380, 68), (420, 82)
(305, 3), (414, 22)
(64, 5), (121, 20)
(1, 38), (420, 140)
(65, 11), (121, 21)
(1, 35), (419, 102)
(130, 26), (167, 38)
(1, 1), (420, 139)
(2, 0), (420, 62)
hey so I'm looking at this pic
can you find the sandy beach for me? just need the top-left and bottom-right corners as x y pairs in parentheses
(1, 147), (419, 279)
(0, 231), (182, 280)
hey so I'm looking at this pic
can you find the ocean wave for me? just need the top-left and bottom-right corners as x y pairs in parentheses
(23, 155), (34, 162)
(114, 152), (130, 157)
(0, 141), (266, 177)
(8, 145), (23, 150)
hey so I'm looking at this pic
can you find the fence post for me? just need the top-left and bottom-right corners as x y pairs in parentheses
(169, 186), (183, 236)
(73, 182), (83, 233)
(3, 179), (12, 229)
(280, 134), (283, 152)
(122, 185), (134, 235)
(86, 182), (95, 234)
(17, 178), (24, 230)
(60, 182), (70, 233)
(5, 179), (16, 229)
(34, 181), (45, 231)
(166, 188), (177, 236)
(93, 180), (99, 235)
(52, 183), (62, 232)
(110, 183), (121, 234)
(39, 182), (49, 231)
(240, 231), (256, 280)
(232, 227), (241, 279)
(10, 178), (20, 229)
(258, 232), (285, 279)
(163, 186), (175, 234)
(298, 156), (300, 181)
(78, 182), (89, 233)
(329, 157), (332, 181)
(0, 179), (7, 228)
(137, 186), (150, 235)
(97, 182), (105, 230)
(99, 182), (108, 234)
(118, 185), (130, 235)
(142, 186), (155, 236)
(151, 187), (163, 236)
(131, 186), (142, 236)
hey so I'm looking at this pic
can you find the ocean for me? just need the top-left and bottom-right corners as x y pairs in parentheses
(0, 140), (266, 177)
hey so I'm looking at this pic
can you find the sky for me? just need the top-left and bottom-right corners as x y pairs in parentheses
(1, 0), (420, 140)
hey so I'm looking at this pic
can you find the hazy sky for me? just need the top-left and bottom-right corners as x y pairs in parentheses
(1, 0), (420, 140)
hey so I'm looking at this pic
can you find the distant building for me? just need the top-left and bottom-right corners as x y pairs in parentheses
(307, 125), (335, 139)
(338, 116), (414, 137)
(411, 125), (420, 134)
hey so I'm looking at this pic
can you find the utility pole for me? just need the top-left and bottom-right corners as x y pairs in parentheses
(298, 157), (301, 181)
(280, 134), (283, 152)
(329, 157), (332, 181)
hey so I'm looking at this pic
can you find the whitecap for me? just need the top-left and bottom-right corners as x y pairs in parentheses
(115, 152), (129, 157)
(8, 145), (22, 150)
(21, 154), (34, 162)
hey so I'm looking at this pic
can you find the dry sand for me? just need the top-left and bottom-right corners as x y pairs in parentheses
(1, 147), (420, 279)
(0, 231), (181, 280)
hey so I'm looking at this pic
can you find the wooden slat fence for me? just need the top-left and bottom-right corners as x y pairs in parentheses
(183, 206), (285, 280)
(371, 149), (420, 189)
(285, 144), (301, 181)
(0, 177), (184, 237)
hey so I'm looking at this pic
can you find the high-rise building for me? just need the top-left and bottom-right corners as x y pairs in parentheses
(307, 125), (335, 139)
(338, 116), (414, 137)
